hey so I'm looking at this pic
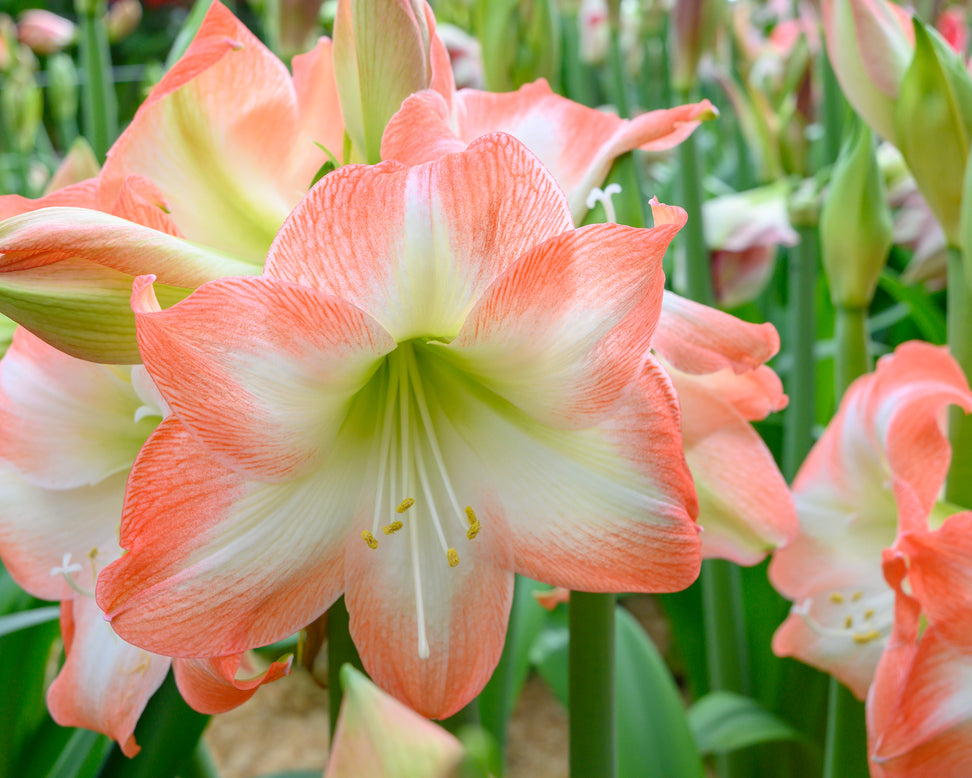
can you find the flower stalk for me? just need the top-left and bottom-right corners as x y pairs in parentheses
(74, 0), (118, 161)
(327, 596), (363, 740)
(946, 247), (972, 509)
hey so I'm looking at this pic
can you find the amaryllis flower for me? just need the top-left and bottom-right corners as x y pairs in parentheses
(380, 78), (716, 222)
(0, 329), (289, 755)
(868, 511), (972, 776)
(96, 135), (701, 718)
(769, 342), (972, 697)
(654, 292), (796, 563)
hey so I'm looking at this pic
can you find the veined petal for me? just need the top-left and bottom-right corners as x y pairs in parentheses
(110, 175), (182, 237)
(0, 258), (187, 364)
(0, 469), (126, 601)
(672, 366), (796, 565)
(266, 134), (572, 342)
(98, 1), (321, 262)
(0, 328), (156, 488)
(382, 80), (715, 220)
(97, 417), (360, 657)
(292, 38), (345, 164)
(654, 291), (781, 374)
(47, 596), (170, 758)
(0, 178), (98, 220)
(132, 275), (396, 481)
(0, 207), (255, 288)
(419, 354), (700, 593)
(447, 219), (679, 428)
(326, 666), (465, 778)
(173, 653), (292, 714)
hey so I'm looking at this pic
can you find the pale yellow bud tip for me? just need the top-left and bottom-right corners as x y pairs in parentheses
(447, 548), (459, 567)
(361, 531), (378, 550)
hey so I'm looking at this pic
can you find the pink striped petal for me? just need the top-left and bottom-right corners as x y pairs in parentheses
(448, 218), (679, 428)
(173, 653), (292, 714)
(672, 366), (796, 565)
(266, 134), (573, 343)
(0, 328), (156, 489)
(654, 291), (781, 374)
(382, 80), (715, 219)
(0, 178), (97, 220)
(97, 417), (359, 657)
(132, 275), (395, 481)
(98, 1), (326, 262)
(47, 597), (171, 757)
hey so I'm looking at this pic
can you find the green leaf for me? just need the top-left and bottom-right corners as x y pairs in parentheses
(877, 269), (947, 344)
(0, 606), (59, 637)
(46, 729), (114, 778)
(688, 691), (805, 756)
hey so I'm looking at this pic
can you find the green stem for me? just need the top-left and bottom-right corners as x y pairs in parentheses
(833, 306), (871, 398)
(677, 88), (713, 306)
(821, 48), (846, 168)
(75, 0), (117, 162)
(327, 596), (363, 740)
(182, 742), (220, 778)
(569, 591), (616, 778)
(784, 226), (819, 480)
(441, 699), (481, 734)
(822, 678), (869, 778)
(946, 247), (972, 508)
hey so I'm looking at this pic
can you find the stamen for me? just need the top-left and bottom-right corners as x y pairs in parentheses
(585, 183), (623, 224)
(361, 531), (378, 550)
(447, 548), (460, 568)
(864, 609), (874, 621)
(49, 552), (95, 598)
(397, 498), (415, 513)
(371, 366), (399, 537)
(853, 630), (882, 644)
(465, 506), (481, 540)
(851, 591), (864, 602)
(409, 519), (430, 659)
(382, 521), (404, 535)
(829, 591), (845, 604)
(844, 616), (853, 629)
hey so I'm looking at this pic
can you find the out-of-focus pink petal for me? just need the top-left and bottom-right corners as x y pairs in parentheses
(292, 37), (345, 162)
(449, 216), (679, 428)
(47, 597), (170, 757)
(132, 275), (395, 482)
(97, 417), (357, 657)
(654, 290), (781, 374)
(0, 179), (98, 221)
(266, 134), (572, 342)
(174, 653), (292, 714)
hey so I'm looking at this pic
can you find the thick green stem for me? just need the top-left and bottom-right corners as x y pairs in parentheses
(327, 596), (363, 740)
(677, 89), (713, 306)
(822, 678), (869, 778)
(821, 49), (846, 167)
(569, 591), (616, 778)
(182, 742), (220, 778)
(784, 227), (819, 480)
(946, 247), (972, 509)
(834, 307), (871, 398)
(75, 0), (117, 162)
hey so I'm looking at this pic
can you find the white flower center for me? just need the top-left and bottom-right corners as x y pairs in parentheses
(796, 586), (894, 646)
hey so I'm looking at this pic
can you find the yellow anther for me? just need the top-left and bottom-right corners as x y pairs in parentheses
(466, 521), (481, 540)
(864, 609), (874, 621)
(829, 591), (845, 604)
(397, 497), (415, 513)
(844, 616), (853, 629)
(465, 506), (478, 525)
(851, 591), (864, 602)
(447, 548), (460, 568)
(852, 630), (882, 644)
(361, 531), (378, 550)
(382, 521), (404, 535)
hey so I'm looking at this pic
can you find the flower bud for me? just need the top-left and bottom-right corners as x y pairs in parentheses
(17, 9), (76, 55)
(820, 119), (893, 307)
(106, 0), (142, 44)
(46, 53), (79, 126)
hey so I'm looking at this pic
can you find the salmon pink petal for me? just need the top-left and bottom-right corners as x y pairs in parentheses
(326, 666), (464, 778)
(382, 80), (715, 219)
(0, 179), (98, 220)
(47, 597), (171, 757)
(672, 367), (796, 564)
(266, 134), (573, 342)
(173, 653), (292, 714)
(0, 469), (126, 601)
(98, 1), (325, 262)
(0, 328), (156, 488)
(448, 218), (678, 428)
(132, 275), (396, 481)
(418, 355), (700, 593)
(97, 417), (360, 657)
(110, 176), (182, 237)
(345, 501), (514, 719)
(0, 207), (255, 288)
(292, 38), (345, 162)
(655, 291), (781, 374)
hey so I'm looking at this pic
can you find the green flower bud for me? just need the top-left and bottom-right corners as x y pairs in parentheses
(46, 53), (78, 125)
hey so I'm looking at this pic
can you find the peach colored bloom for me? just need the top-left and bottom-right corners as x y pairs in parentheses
(0, 329), (288, 755)
(770, 342), (972, 698)
(96, 136), (701, 718)
(17, 9), (76, 55)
